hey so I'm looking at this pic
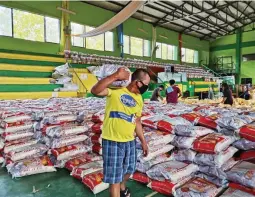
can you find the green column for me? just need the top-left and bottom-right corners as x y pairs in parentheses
(235, 28), (242, 84)
(59, 0), (71, 53)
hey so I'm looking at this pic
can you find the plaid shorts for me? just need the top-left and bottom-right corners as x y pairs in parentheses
(102, 139), (137, 184)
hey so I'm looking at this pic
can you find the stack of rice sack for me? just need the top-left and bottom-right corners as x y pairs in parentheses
(0, 107), (55, 178)
(173, 107), (255, 197)
(65, 108), (108, 195)
(225, 161), (255, 196)
(33, 104), (92, 168)
(221, 187), (255, 197)
(130, 114), (198, 196)
(223, 112), (255, 196)
(168, 119), (230, 196)
(233, 120), (255, 164)
(68, 153), (106, 194)
(133, 104), (245, 196)
(90, 110), (105, 156)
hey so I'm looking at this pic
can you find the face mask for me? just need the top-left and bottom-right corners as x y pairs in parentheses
(137, 81), (148, 94)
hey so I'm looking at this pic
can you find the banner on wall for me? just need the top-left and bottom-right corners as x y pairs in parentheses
(73, 0), (145, 38)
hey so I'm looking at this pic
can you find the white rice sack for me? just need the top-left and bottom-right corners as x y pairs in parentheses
(193, 133), (236, 154)
(0, 155), (4, 163)
(221, 188), (254, 197)
(52, 63), (69, 77)
(46, 124), (89, 138)
(174, 125), (214, 137)
(141, 115), (163, 129)
(82, 170), (109, 194)
(226, 161), (255, 188)
(146, 161), (198, 183)
(170, 149), (197, 163)
(6, 144), (48, 162)
(45, 134), (88, 148)
(1, 121), (33, 133)
(51, 144), (91, 161)
(0, 137), (4, 150)
(198, 158), (239, 180)
(41, 114), (77, 125)
(1, 113), (31, 124)
(71, 160), (103, 179)
(138, 144), (174, 162)
(162, 116), (192, 126)
(136, 153), (172, 173)
(92, 110), (105, 123)
(147, 176), (191, 196)
(32, 110), (71, 121)
(137, 131), (174, 149)
(195, 173), (228, 187)
(217, 128), (237, 137)
(194, 146), (238, 168)
(65, 152), (102, 171)
(173, 176), (223, 197)
(4, 139), (38, 154)
(216, 116), (250, 130)
(2, 130), (34, 142)
(94, 64), (131, 87)
(233, 138), (255, 150)
(7, 155), (56, 178)
(171, 136), (197, 149)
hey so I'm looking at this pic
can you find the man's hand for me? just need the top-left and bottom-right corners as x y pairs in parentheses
(115, 67), (130, 81)
(91, 67), (129, 96)
(141, 142), (149, 157)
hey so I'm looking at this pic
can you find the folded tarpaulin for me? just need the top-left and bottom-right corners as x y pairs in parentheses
(73, 1), (145, 37)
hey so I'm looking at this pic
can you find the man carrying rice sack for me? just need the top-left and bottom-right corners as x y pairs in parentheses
(91, 68), (150, 197)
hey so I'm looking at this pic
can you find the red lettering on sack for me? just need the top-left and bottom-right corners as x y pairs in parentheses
(193, 133), (225, 154)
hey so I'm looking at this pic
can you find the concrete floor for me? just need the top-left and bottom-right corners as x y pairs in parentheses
(0, 168), (165, 197)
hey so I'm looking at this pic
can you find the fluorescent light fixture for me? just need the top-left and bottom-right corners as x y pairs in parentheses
(138, 28), (148, 34)
(57, 7), (76, 15)
(159, 35), (168, 39)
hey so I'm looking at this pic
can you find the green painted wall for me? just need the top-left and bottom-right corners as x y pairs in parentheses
(210, 23), (255, 84)
(0, 1), (209, 66)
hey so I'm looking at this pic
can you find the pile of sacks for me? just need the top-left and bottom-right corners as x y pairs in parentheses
(51, 63), (79, 92)
(0, 100), (56, 178)
(33, 109), (90, 168)
(130, 102), (255, 196)
(0, 98), (107, 184)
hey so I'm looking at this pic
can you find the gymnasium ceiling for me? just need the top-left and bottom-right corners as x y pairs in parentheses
(83, 0), (255, 40)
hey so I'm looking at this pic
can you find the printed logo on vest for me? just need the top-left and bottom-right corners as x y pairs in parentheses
(120, 94), (136, 107)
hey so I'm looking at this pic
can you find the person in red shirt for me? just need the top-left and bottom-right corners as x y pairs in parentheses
(166, 79), (182, 104)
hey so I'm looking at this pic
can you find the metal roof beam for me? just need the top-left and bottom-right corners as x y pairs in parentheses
(246, 1), (255, 12)
(201, 14), (255, 39)
(165, 1), (231, 33)
(106, 1), (213, 39)
(189, 1), (237, 30)
(227, 16), (255, 35)
(181, 2), (230, 34)
(146, 3), (219, 38)
(223, 1), (250, 25)
(153, 3), (186, 26)
(154, 1), (227, 36)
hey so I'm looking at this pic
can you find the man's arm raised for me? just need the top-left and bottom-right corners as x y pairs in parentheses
(91, 67), (130, 96)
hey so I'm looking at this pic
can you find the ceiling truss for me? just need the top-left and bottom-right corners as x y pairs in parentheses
(82, 0), (255, 41)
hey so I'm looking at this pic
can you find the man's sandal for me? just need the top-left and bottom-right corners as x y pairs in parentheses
(120, 187), (131, 197)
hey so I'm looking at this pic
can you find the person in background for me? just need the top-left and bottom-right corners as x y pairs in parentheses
(208, 78), (214, 100)
(150, 85), (164, 102)
(166, 79), (182, 104)
(221, 83), (233, 105)
(91, 68), (150, 197)
(244, 85), (251, 100)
